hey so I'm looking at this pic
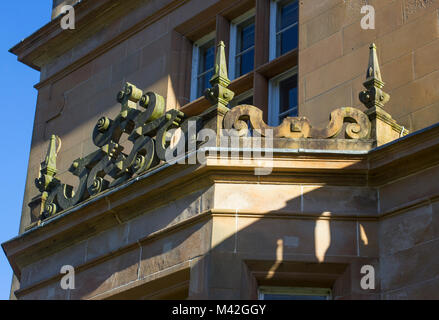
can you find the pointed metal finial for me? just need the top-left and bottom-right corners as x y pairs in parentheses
(45, 135), (59, 174)
(35, 135), (61, 193)
(366, 43), (383, 86)
(209, 41), (230, 87)
(204, 40), (235, 106)
(359, 43), (390, 110)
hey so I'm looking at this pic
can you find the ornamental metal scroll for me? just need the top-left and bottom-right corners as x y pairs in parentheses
(223, 105), (371, 139)
(38, 82), (204, 219)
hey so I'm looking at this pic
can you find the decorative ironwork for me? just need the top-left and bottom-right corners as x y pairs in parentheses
(34, 134), (61, 219)
(33, 41), (403, 223)
(37, 82), (206, 220)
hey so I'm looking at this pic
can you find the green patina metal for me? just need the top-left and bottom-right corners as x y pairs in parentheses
(34, 134), (61, 220)
(204, 41), (235, 107)
(31, 41), (238, 224)
(36, 83), (200, 220)
(35, 134), (60, 193)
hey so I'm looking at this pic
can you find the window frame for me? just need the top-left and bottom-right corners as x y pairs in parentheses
(268, 66), (298, 126)
(228, 89), (254, 109)
(258, 286), (332, 300)
(269, 0), (299, 61)
(229, 8), (256, 81)
(190, 31), (216, 101)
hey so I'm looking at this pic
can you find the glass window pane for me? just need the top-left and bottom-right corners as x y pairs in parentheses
(197, 69), (214, 97)
(196, 39), (215, 98)
(238, 95), (253, 105)
(276, 0), (299, 57)
(240, 23), (255, 51)
(279, 74), (298, 114)
(236, 49), (254, 76)
(198, 41), (215, 75)
(236, 18), (255, 77)
(228, 93), (253, 108)
(277, 24), (298, 56)
(279, 1), (299, 31)
(204, 46), (215, 71)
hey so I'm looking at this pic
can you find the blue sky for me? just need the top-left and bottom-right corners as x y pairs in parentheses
(0, 1), (51, 299)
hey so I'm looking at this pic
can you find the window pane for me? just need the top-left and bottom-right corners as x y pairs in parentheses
(196, 39), (215, 98)
(228, 93), (253, 108)
(236, 18), (255, 77)
(279, 1), (299, 31)
(279, 74), (298, 115)
(198, 41), (215, 75)
(197, 69), (214, 97)
(240, 23), (255, 51)
(276, 0), (299, 57)
(277, 24), (298, 56)
(238, 95), (253, 105)
(236, 49), (254, 76)
(204, 46), (215, 71)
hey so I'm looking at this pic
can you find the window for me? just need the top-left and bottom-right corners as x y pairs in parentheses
(268, 68), (298, 126)
(258, 287), (332, 300)
(269, 0), (299, 60)
(229, 90), (254, 108)
(187, 4), (299, 118)
(229, 10), (256, 80)
(191, 32), (216, 100)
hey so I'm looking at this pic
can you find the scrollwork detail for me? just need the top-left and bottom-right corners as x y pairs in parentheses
(223, 105), (371, 140)
(34, 82), (202, 220)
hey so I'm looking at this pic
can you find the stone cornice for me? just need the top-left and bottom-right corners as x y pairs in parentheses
(1, 150), (367, 278)
(10, 0), (112, 71)
(3, 120), (439, 282)
(28, 41), (378, 228)
(23, 0), (249, 90)
(368, 122), (439, 185)
(10, 0), (189, 76)
(13, 210), (209, 299)
(5, 40), (435, 295)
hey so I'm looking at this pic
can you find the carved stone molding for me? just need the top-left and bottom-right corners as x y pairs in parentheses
(29, 42), (407, 227)
(223, 104), (371, 139)
(31, 82), (207, 223)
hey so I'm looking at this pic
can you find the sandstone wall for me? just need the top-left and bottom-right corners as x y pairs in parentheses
(299, 0), (439, 130)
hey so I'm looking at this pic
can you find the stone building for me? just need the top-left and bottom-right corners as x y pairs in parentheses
(2, 0), (439, 299)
